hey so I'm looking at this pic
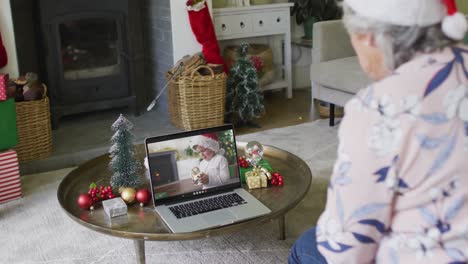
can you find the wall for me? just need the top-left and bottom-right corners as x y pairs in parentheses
(456, 0), (468, 14)
(145, 0), (174, 108)
(0, 0), (19, 77)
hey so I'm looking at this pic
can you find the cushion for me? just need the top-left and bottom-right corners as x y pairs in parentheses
(310, 56), (371, 94)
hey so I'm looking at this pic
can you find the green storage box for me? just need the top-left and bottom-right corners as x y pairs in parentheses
(0, 98), (18, 151)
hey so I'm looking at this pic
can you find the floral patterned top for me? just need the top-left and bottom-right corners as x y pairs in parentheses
(316, 45), (468, 264)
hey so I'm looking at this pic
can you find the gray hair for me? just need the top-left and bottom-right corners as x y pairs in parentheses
(342, 3), (456, 70)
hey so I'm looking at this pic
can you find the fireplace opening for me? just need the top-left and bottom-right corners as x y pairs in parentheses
(60, 18), (121, 81)
(10, 0), (172, 129)
(9, 0), (149, 128)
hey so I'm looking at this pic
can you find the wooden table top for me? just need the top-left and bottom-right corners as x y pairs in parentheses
(57, 142), (312, 241)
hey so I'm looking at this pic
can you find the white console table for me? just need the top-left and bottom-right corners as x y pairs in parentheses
(212, 3), (294, 98)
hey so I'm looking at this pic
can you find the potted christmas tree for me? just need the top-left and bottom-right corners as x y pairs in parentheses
(225, 43), (265, 127)
(290, 0), (342, 40)
(109, 114), (141, 189)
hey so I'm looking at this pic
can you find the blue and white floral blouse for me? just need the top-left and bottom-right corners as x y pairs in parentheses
(316, 45), (468, 264)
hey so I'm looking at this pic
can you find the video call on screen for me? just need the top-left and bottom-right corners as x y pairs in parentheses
(147, 130), (239, 200)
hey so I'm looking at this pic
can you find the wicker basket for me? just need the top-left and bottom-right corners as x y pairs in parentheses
(14, 84), (52, 162)
(168, 66), (227, 131)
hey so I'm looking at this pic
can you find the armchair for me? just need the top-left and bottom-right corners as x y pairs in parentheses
(310, 20), (371, 126)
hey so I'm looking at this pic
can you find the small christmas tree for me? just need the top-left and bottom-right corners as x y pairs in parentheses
(109, 114), (141, 188)
(226, 43), (265, 125)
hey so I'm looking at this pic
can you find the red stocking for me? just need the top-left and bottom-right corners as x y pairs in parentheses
(0, 32), (7, 68)
(187, 1), (225, 70)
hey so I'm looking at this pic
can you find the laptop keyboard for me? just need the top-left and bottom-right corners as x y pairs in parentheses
(169, 193), (247, 219)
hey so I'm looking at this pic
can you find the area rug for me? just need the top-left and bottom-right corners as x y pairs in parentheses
(0, 119), (338, 264)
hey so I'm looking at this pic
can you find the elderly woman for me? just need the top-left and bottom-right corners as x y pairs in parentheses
(289, 0), (468, 263)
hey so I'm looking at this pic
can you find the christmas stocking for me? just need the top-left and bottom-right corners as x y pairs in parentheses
(0, 32), (7, 68)
(186, 0), (225, 70)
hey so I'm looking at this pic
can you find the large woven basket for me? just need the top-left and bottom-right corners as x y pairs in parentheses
(14, 84), (52, 162)
(168, 66), (227, 131)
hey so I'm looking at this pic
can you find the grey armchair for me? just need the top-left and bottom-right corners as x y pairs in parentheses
(310, 20), (371, 126)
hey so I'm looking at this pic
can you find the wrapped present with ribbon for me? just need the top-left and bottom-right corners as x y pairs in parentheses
(245, 167), (268, 190)
(240, 159), (273, 183)
(0, 149), (22, 204)
(0, 74), (8, 101)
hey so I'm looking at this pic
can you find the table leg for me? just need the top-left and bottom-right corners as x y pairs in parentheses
(278, 215), (285, 240)
(133, 240), (146, 264)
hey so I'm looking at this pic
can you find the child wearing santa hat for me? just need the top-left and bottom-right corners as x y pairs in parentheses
(191, 133), (230, 190)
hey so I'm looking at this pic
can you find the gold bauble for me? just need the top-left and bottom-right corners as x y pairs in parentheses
(120, 187), (136, 204)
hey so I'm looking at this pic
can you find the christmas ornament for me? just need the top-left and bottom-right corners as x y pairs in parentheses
(109, 114), (142, 189)
(88, 183), (116, 203)
(136, 189), (151, 206)
(238, 156), (249, 168)
(270, 172), (284, 187)
(250, 55), (264, 75)
(77, 194), (93, 210)
(120, 187), (137, 204)
(259, 166), (272, 180)
(245, 141), (264, 166)
(191, 167), (203, 186)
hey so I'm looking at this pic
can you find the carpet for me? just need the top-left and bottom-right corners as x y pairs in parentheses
(0, 119), (339, 264)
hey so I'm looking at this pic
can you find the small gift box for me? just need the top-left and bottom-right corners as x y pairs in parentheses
(0, 150), (22, 204)
(0, 98), (18, 150)
(0, 74), (8, 101)
(240, 159), (273, 183)
(245, 168), (268, 189)
(102, 197), (128, 218)
(246, 174), (261, 189)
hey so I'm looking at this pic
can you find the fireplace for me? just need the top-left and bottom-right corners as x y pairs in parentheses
(11, 0), (174, 128)
(11, 0), (148, 128)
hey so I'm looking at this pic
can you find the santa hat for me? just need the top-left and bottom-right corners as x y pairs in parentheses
(345, 0), (468, 40)
(192, 133), (220, 153)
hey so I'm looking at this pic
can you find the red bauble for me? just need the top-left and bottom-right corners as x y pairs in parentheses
(136, 189), (151, 205)
(77, 194), (93, 210)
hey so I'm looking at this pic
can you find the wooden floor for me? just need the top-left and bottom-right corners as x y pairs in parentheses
(235, 88), (316, 135)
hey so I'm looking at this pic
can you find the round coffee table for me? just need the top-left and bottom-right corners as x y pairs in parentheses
(57, 142), (312, 264)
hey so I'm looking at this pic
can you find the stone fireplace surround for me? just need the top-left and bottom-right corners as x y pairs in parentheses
(9, 0), (174, 126)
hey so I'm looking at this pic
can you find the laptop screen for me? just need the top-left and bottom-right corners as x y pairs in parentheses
(145, 125), (241, 204)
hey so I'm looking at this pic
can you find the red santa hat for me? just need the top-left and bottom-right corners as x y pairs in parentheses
(345, 0), (467, 40)
(192, 133), (220, 153)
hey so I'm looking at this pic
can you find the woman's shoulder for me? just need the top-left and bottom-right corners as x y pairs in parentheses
(357, 45), (467, 111)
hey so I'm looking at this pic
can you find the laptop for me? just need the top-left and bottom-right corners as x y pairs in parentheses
(145, 124), (271, 233)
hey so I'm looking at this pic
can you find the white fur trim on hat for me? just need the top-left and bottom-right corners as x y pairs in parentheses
(191, 135), (220, 153)
(442, 12), (468, 40)
(344, 0), (446, 26)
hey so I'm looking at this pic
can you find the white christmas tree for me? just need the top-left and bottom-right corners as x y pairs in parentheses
(109, 114), (141, 188)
